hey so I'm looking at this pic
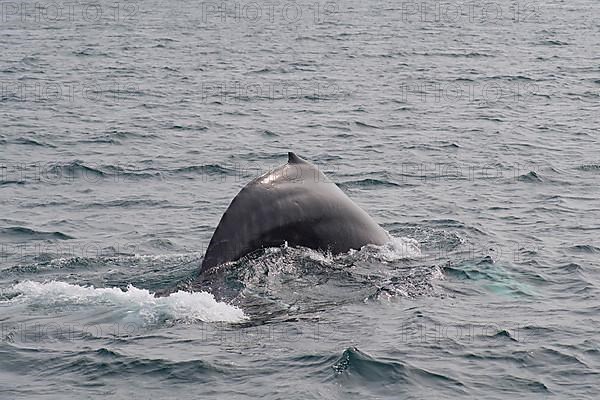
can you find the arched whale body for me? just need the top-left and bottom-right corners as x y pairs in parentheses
(200, 152), (389, 273)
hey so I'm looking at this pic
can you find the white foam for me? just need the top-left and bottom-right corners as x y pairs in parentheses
(369, 235), (422, 261)
(5, 280), (247, 323)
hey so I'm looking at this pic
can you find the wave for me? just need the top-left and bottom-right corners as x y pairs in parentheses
(3, 281), (246, 324)
(27, 161), (108, 183)
(331, 347), (465, 392)
(517, 171), (543, 182)
(339, 178), (401, 188)
(41, 348), (226, 382)
(82, 199), (171, 208)
(0, 345), (234, 384)
(577, 164), (600, 172)
(0, 226), (74, 241)
(168, 124), (208, 131)
(354, 121), (381, 129)
(12, 137), (55, 147)
(568, 244), (600, 254)
(0, 180), (25, 186)
(172, 164), (232, 175)
(262, 129), (279, 137)
(541, 39), (568, 46)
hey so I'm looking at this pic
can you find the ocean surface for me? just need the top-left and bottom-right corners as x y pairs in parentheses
(1, 0), (599, 398)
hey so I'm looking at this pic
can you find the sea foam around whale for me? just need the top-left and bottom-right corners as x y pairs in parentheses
(3, 281), (247, 324)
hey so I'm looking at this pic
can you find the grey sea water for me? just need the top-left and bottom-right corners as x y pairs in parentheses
(1, 0), (599, 398)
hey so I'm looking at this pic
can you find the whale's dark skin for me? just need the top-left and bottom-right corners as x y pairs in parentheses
(200, 152), (389, 274)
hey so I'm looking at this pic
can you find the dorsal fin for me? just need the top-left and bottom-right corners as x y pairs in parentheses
(288, 152), (307, 164)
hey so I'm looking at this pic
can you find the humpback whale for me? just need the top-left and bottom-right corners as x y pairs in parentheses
(200, 152), (389, 273)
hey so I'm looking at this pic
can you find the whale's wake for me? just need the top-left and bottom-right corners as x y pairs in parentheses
(2, 280), (247, 324)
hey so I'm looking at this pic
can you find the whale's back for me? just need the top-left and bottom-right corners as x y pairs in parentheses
(200, 153), (388, 273)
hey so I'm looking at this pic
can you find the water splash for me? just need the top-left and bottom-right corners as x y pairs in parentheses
(3, 280), (247, 324)
(356, 235), (422, 262)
